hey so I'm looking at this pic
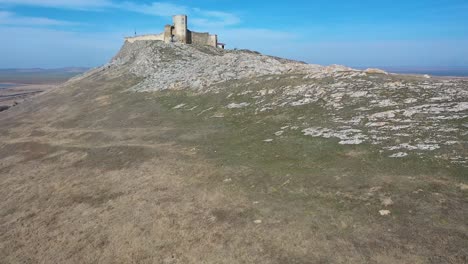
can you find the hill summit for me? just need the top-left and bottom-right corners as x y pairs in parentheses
(78, 40), (349, 91)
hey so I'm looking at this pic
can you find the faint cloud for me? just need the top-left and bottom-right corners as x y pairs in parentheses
(0, 0), (114, 10)
(117, 2), (242, 27)
(0, 0), (242, 27)
(191, 10), (241, 27)
(0, 10), (79, 26)
(120, 2), (188, 17)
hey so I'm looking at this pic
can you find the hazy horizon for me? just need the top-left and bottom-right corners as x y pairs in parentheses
(1, 66), (468, 78)
(2, 66), (468, 70)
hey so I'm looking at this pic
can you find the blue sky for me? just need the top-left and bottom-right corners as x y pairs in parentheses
(0, 0), (467, 68)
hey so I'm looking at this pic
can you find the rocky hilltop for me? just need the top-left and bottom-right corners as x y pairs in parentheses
(1, 40), (467, 263)
(77, 40), (468, 166)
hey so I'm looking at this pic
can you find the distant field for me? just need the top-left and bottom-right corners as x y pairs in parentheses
(0, 68), (88, 84)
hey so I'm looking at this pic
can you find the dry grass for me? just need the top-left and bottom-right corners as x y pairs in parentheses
(0, 74), (466, 263)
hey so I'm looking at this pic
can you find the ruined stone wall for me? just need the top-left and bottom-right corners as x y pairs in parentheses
(125, 33), (165, 43)
(164, 25), (172, 43)
(208, 34), (218, 47)
(190, 31), (217, 47)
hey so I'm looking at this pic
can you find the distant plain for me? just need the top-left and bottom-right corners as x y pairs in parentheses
(0, 68), (88, 85)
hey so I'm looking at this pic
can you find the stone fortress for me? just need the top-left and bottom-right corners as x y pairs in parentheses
(125, 15), (223, 48)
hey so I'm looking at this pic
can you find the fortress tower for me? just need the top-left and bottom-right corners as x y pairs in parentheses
(172, 15), (188, 44)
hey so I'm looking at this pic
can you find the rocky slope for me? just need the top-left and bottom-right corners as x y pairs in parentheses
(77, 40), (468, 166)
(74, 41), (345, 91)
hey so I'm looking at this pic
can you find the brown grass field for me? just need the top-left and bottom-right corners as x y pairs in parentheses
(0, 71), (467, 263)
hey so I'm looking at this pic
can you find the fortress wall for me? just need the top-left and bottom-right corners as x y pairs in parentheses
(208, 35), (218, 47)
(126, 33), (165, 43)
(164, 25), (172, 43)
(190, 31), (217, 47)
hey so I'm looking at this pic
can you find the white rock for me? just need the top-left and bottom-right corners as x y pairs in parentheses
(226, 102), (250, 109)
(339, 139), (364, 145)
(389, 152), (408, 158)
(379, 210), (391, 216)
(378, 99), (397, 107)
(416, 144), (440, 151)
(274, 131), (284, 136)
(381, 197), (394, 207)
(366, 122), (388, 127)
(173, 103), (186, 109)
(404, 98), (418, 104)
(290, 98), (316, 106)
(369, 110), (397, 120)
(350, 91), (368, 98)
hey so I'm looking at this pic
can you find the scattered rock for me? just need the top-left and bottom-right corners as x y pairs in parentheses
(339, 139), (364, 145)
(378, 99), (397, 107)
(369, 110), (397, 121)
(303, 127), (367, 145)
(459, 183), (468, 191)
(226, 102), (250, 109)
(404, 98), (418, 104)
(379, 210), (391, 216)
(350, 91), (368, 98)
(380, 197), (394, 207)
(389, 152), (408, 158)
(274, 131), (284, 136)
(173, 103), (186, 109)
(197, 107), (214, 116)
(103, 40), (468, 167)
